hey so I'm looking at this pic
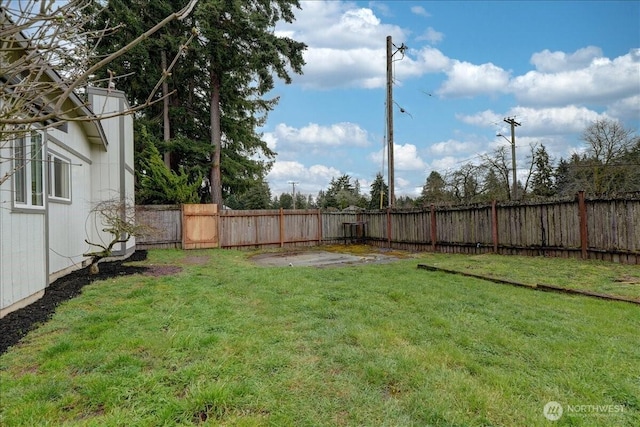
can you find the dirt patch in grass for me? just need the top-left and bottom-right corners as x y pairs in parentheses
(0, 251), (150, 356)
(145, 265), (183, 276)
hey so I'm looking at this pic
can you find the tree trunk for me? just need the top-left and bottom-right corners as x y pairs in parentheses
(162, 50), (171, 169)
(210, 69), (223, 206)
(89, 262), (100, 275)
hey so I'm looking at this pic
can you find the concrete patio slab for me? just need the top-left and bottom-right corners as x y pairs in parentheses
(250, 250), (401, 267)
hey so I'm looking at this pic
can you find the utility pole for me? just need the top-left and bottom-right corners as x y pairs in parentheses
(503, 117), (521, 200)
(288, 181), (299, 209)
(386, 35), (394, 208)
(385, 36), (407, 208)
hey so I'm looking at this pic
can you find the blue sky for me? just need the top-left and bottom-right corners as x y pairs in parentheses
(261, 1), (640, 199)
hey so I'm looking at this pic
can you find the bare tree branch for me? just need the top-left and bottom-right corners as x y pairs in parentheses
(1, 0), (198, 128)
(1, 0), (198, 189)
(83, 199), (154, 274)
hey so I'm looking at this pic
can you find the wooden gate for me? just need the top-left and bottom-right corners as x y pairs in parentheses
(182, 204), (219, 249)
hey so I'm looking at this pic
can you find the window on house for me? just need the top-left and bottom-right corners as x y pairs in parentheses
(13, 131), (44, 208)
(48, 153), (71, 200)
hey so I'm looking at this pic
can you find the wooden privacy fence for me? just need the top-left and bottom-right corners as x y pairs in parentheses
(135, 193), (640, 264)
(218, 209), (322, 248)
(136, 206), (322, 250)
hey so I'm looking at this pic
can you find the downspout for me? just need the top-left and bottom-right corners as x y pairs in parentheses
(119, 96), (126, 255)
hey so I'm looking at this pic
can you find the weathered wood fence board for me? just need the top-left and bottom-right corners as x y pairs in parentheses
(135, 194), (640, 263)
(219, 209), (322, 248)
(322, 212), (359, 242)
(135, 205), (182, 249)
(587, 199), (640, 253)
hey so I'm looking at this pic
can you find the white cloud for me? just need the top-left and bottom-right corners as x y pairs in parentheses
(530, 46), (603, 73)
(267, 160), (309, 179)
(281, 2), (407, 50)
(427, 156), (467, 174)
(412, 46), (451, 72)
(370, 143), (427, 171)
(262, 132), (278, 151)
(607, 94), (640, 120)
(429, 139), (478, 156)
(368, 2), (392, 17)
(460, 106), (609, 136)
(510, 48), (640, 106)
(457, 110), (502, 127)
(273, 122), (370, 148)
(300, 47), (386, 89)
(395, 176), (419, 196)
(267, 161), (342, 195)
(508, 106), (609, 135)
(276, 1), (409, 89)
(309, 164), (343, 180)
(439, 61), (511, 97)
(415, 27), (444, 44)
(410, 5), (431, 17)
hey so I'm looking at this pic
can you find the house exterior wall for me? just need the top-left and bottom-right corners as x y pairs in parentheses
(46, 124), (94, 280)
(0, 87), (135, 318)
(0, 206), (47, 316)
(87, 87), (136, 256)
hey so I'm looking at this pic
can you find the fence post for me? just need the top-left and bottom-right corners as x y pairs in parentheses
(430, 204), (437, 252)
(279, 208), (284, 248)
(387, 207), (392, 248)
(578, 191), (588, 259)
(317, 209), (323, 244)
(492, 200), (499, 253)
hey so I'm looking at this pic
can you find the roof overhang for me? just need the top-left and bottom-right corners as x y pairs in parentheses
(2, 11), (108, 150)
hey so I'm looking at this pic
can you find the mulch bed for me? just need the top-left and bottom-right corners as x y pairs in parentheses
(0, 250), (150, 355)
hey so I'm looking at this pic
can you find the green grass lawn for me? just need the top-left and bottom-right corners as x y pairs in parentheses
(1, 248), (639, 426)
(412, 251), (640, 301)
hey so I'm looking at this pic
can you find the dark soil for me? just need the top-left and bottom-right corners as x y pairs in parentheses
(0, 251), (149, 356)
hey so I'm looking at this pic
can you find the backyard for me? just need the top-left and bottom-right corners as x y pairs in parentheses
(0, 247), (639, 426)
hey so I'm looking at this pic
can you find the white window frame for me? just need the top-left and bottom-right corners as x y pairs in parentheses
(48, 152), (71, 202)
(13, 131), (45, 209)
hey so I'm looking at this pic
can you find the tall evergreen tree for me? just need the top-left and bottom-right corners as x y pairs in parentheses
(322, 175), (364, 209)
(369, 173), (389, 209)
(278, 193), (293, 209)
(531, 144), (555, 198)
(194, 0), (306, 205)
(420, 171), (449, 205)
(554, 158), (572, 197)
(89, 0), (306, 204)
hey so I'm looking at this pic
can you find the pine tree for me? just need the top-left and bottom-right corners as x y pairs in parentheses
(369, 173), (389, 209)
(531, 144), (555, 198)
(554, 158), (573, 197)
(195, 0), (306, 205)
(420, 171), (449, 205)
(89, 0), (306, 205)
